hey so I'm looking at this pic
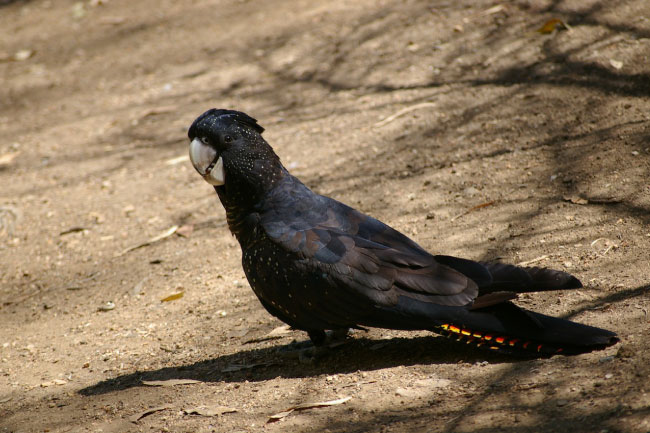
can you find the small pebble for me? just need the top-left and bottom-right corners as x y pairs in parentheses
(97, 301), (115, 312)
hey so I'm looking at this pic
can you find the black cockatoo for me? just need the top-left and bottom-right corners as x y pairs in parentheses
(187, 108), (618, 356)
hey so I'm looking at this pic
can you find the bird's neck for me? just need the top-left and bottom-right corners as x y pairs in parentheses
(215, 163), (288, 243)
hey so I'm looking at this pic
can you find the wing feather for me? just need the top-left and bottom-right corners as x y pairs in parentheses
(258, 184), (478, 307)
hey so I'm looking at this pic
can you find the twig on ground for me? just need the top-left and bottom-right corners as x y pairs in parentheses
(115, 225), (179, 257)
(375, 102), (437, 127)
(517, 255), (550, 267)
(451, 201), (495, 221)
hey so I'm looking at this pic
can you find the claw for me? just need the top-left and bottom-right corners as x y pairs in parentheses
(278, 328), (352, 363)
(309, 328), (350, 347)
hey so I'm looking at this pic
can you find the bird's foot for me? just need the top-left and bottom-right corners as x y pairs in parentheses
(308, 328), (351, 347)
(297, 345), (327, 364)
(276, 329), (351, 364)
(297, 328), (351, 363)
(276, 340), (323, 363)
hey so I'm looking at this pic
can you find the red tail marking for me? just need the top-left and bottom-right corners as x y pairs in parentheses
(438, 324), (569, 354)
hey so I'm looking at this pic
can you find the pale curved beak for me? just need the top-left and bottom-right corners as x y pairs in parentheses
(189, 138), (225, 186)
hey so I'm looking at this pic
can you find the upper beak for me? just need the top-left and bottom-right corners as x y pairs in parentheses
(189, 137), (225, 186)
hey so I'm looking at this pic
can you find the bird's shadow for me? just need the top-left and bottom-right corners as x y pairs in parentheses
(79, 335), (528, 396)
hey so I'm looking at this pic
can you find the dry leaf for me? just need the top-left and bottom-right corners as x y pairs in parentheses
(59, 227), (87, 236)
(13, 50), (33, 61)
(140, 105), (177, 119)
(228, 327), (250, 338)
(161, 292), (184, 302)
(0, 151), (20, 167)
(451, 201), (495, 221)
(537, 18), (568, 34)
(268, 409), (294, 421)
(132, 276), (149, 295)
(375, 102), (437, 127)
(246, 325), (293, 343)
(221, 362), (273, 373)
(141, 379), (201, 387)
(116, 225), (178, 256)
(0, 205), (20, 237)
(176, 224), (194, 238)
(590, 238), (618, 255)
(609, 59), (623, 70)
(129, 405), (171, 423)
(267, 396), (351, 422)
(165, 155), (189, 165)
(266, 325), (292, 337)
(482, 4), (505, 15)
(40, 379), (67, 387)
(517, 255), (550, 266)
(396, 387), (426, 398)
(148, 225), (179, 243)
(563, 195), (588, 205)
(182, 405), (238, 416)
(414, 377), (452, 388)
(97, 301), (115, 312)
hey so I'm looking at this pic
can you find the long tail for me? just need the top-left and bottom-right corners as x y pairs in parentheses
(436, 302), (618, 356)
(478, 261), (583, 293)
(367, 257), (618, 355)
(435, 255), (584, 295)
(372, 297), (618, 356)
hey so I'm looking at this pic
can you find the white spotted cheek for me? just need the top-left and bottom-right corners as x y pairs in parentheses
(205, 156), (225, 186)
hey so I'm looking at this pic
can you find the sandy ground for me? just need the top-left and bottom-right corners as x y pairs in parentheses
(1, 0), (649, 432)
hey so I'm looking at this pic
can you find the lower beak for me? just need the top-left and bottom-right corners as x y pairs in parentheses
(189, 138), (225, 186)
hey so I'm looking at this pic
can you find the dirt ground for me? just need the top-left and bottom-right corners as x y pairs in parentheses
(1, 0), (649, 432)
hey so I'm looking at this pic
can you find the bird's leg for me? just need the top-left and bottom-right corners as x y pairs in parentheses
(295, 328), (351, 363)
(279, 328), (352, 363)
(307, 330), (327, 346)
(328, 328), (352, 346)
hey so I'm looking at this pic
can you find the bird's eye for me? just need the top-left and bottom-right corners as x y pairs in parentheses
(201, 137), (209, 145)
(224, 135), (233, 143)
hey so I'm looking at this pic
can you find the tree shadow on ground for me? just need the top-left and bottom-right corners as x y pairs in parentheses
(303, 405), (650, 433)
(77, 282), (647, 398)
(77, 335), (515, 396)
(0, 0), (29, 6)
(239, 0), (650, 112)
